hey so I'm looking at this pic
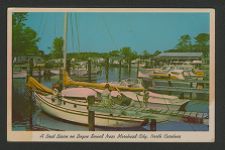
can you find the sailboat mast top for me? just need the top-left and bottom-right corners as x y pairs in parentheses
(63, 12), (68, 69)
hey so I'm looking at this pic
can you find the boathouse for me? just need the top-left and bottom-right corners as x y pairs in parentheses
(153, 52), (203, 66)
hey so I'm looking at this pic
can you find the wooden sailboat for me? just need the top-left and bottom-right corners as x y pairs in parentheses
(28, 76), (148, 128)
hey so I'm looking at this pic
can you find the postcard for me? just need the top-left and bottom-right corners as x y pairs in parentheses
(7, 8), (215, 142)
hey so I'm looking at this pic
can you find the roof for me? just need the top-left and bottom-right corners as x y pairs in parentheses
(157, 52), (203, 57)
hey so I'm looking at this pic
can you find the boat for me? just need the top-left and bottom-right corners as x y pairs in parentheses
(139, 65), (204, 81)
(27, 74), (188, 128)
(13, 69), (44, 79)
(13, 70), (27, 79)
(27, 76), (148, 128)
(102, 78), (144, 89)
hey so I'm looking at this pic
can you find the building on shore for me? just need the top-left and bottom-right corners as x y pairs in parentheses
(152, 52), (205, 67)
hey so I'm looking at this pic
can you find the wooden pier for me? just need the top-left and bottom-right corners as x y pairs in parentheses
(87, 96), (209, 131)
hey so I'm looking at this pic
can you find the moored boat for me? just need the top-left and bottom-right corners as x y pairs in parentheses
(27, 76), (148, 128)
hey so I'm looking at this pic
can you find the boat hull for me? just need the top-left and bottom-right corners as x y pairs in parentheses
(33, 92), (147, 128)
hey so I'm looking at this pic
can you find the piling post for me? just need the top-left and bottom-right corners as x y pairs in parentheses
(105, 58), (109, 82)
(29, 91), (33, 130)
(150, 119), (156, 131)
(38, 66), (41, 82)
(168, 74), (172, 95)
(128, 59), (131, 78)
(88, 59), (92, 82)
(26, 85), (33, 130)
(136, 59), (140, 78)
(28, 58), (34, 76)
(87, 96), (95, 131)
(190, 82), (193, 99)
(27, 59), (34, 129)
(119, 60), (122, 82)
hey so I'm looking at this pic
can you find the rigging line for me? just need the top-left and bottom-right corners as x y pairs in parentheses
(101, 15), (118, 50)
(70, 13), (75, 52)
(75, 13), (81, 53)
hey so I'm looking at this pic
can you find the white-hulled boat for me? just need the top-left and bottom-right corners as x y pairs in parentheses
(13, 70), (27, 78)
(32, 89), (148, 128)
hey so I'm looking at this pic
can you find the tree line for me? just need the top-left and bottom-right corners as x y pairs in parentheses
(165, 34), (209, 57)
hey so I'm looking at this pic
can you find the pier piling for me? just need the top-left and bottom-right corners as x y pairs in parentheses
(136, 60), (139, 78)
(28, 58), (34, 76)
(88, 59), (92, 82)
(119, 60), (122, 82)
(128, 59), (131, 78)
(150, 119), (156, 131)
(88, 96), (95, 131)
(105, 58), (109, 82)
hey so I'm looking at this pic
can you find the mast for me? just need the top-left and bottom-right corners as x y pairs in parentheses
(63, 12), (68, 69)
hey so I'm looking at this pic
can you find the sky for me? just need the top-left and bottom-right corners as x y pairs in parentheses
(25, 12), (210, 54)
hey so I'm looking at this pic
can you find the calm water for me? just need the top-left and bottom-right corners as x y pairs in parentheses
(12, 67), (209, 131)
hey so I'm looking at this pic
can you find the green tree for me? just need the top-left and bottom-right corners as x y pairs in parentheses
(176, 34), (192, 51)
(109, 50), (120, 57)
(194, 33), (209, 56)
(153, 50), (161, 56)
(142, 50), (151, 59)
(120, 47), (137, 62)
(50, 37), (64, 58)
(12, 13), (40, 57)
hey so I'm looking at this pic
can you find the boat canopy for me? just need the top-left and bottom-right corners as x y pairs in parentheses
(61, 87), (97, 98)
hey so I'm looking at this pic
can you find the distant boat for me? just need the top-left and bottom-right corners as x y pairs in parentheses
(13, 68), (44, 79)
(13, 70), (27, 79)
(139, 65), (205, 81)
